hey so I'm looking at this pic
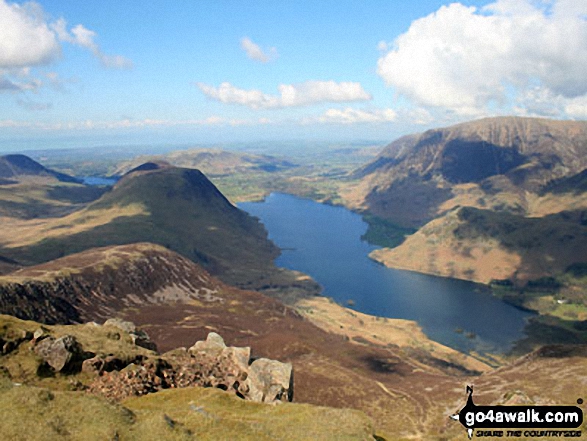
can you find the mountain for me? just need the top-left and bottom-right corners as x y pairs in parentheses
(345, 117), (587, 317)
(0, 243), (219, 324)
(0, 163), (286, 289)
(346, 117), (587, 228)
(0, 154), (81, 184)
(112, 148), (297, 177)
(0, 155), (106, 219)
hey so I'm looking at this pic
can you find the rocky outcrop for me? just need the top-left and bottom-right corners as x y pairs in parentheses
(88, 331), (293, 404)
(0, 314), (293, 404)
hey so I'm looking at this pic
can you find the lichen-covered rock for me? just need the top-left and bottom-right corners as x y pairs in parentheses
(34, 335), (83, 372)
(242, 358), (293, 404)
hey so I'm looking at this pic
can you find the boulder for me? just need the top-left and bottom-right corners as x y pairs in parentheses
(84, 331), (293, 404)
(130, 330), (157, 352)
(189, 332), (226, 354)
(34, 335), (83, 372)
(242, 358), (293, 404)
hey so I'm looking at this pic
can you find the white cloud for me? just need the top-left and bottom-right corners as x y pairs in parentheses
(0, 116), (239, 131)
(564, 96), (587, 119)
(377, 0), (587, 117)
(240, 37), (277, 63)
(53, 19), (133, 69)
(317, 107), (397, 124)
(197, 80), (371, 109)
(0, 73), (42, 92)
(0, 0), (60, 69)
(0, 0), (131, 98)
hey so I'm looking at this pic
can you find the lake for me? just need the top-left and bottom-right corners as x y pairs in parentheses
(240, 193), (533, 355)
(81, 176), (118, 186)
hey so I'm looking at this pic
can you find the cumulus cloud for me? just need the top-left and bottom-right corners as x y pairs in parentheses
(197, 80), (371, 109)
(377, 0), (587, 117)
(52, 18), (133, 69)
(0, 0), (60, 69)
(240, 37), (277, 63)
(317, 107), (397, 124)
(0, 0), (131, 87)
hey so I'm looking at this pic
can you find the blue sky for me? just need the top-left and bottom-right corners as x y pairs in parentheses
(1, 0), (586, 151)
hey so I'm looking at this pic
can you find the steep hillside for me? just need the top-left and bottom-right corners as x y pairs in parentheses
(0, 155), (105, 219)
(347, 117), (587, 324)
(1, 241), (585, 438)
(0, 164), (287, 289)
(346, 117), (587, 227)
(0, 154), (81, 184)
(0, 314), (377, 440)
(370, 206), (587, 285)
(0, 243), (220, 324)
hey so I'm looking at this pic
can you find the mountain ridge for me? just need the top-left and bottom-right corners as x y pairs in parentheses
(346, 116), (587, 228)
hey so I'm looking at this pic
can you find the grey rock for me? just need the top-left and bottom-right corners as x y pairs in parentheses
(32, 327), (50, 344)
(189, 332), (226, 353)
(130, 330), (157, 352)
(34, 335), (83, 372)
(82, 356), (105, 374)
(104, 318), (157, 352)
(242, 358), (293, 404)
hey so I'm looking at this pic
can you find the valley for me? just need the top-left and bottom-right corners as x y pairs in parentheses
(0, 116), (586, 439)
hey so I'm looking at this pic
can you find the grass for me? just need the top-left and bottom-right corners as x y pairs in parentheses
(124, 387), (375, 441)
(0, 383), (376, 441)
(0, 178), (107, 219)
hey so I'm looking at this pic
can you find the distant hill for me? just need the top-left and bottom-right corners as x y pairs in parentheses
(0, 163), (306, 291)
(346, 117), (587, 227)
(113, 148), (297, 177)
(0, 154), (81, 184)
(0, 154), (106, 219)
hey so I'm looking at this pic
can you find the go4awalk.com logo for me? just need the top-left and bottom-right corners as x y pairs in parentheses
(450, 386), (584, 439)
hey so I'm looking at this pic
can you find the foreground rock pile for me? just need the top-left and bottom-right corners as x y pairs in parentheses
(88, 331), (293, 403)
(1, 316), (293, 405)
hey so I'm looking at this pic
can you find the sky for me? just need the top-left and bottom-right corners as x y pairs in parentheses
(1, 0), (586, 151)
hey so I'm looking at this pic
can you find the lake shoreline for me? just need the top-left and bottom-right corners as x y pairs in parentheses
(240, 192), (534, 356)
